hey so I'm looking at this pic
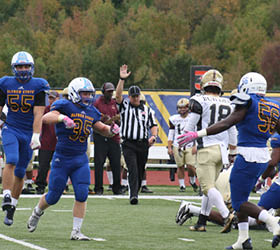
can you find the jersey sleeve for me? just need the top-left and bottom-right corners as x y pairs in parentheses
(271, 133), (280, 148)
(189, 98), (202, 115)
(50, 99), (68, 115)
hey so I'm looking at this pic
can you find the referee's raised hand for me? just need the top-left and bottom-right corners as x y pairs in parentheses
(120, 64), (131, 80)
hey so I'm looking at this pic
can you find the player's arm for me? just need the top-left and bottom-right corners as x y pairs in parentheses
(92, 120), (119, 137)
(261, 146), (280, 179)
(42, 110), (76, 129)
(167, 121), (175, 155)
(115, 64), (131, 104)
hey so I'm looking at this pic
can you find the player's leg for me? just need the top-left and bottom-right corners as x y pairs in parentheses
(70, 155), (90, 240)
(185, 147), (198, 192)
(173, 146), (185, 192)
(27, 153), (68, 232)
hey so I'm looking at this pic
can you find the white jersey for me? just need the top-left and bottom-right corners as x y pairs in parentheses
(169, 114), (192, 148)
(185, 94), (237, 151)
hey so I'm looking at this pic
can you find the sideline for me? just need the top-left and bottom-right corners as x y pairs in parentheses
(0, 194), (260, 201)
(0, 233), (48, 250)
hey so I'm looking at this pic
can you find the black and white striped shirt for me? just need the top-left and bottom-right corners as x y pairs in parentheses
(118, 99), (157, 140)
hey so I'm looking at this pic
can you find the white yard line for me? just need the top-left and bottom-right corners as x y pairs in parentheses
(0, 233), (48, 250)
(0, 194), (261, 201)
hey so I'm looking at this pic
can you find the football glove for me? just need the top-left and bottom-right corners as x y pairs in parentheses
(178, 131), (198, 148)
(110, 122), (120, 135)
(58, 114), (75, 129)
(30, 133), (41, 150)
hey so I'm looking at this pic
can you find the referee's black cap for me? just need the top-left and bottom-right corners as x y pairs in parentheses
(128, 85), (141, 96)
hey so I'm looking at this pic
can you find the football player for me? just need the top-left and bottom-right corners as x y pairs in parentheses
(177, 69), (237, 234)
(27, 77), (120, 240)
(178, 72), (280, 249)
(168, 98), (198, 192)
(0, 51), (50, 226)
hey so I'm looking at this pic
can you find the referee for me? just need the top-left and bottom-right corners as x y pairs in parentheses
(116, 65), (158, 205)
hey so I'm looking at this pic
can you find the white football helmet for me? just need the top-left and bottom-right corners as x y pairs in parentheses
(238, 72), (267, 95)
(11, 51), (34, 81)
(200, 69), (223, 92)
(68, 77), (95, 106)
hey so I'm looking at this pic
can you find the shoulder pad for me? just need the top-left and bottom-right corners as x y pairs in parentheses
(189, 99), (202, 115)
(230, 93), (250, 105)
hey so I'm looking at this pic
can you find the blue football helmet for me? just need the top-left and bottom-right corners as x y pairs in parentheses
(11, 51), (34, 82)
(68, 77), (95, 107)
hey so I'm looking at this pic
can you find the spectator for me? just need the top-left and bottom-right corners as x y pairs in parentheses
(35, 91), (59, 194)
(0, 51), (49, 226)
(27, 77), (119, 240)
(178, 69), (237, 233)
(167, 98), (198, 193)
(178, 72), (280, 248)
(93, 82), (123, 195)
(116, 65), (158, 205)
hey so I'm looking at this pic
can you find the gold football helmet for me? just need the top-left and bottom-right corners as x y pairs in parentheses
(200, 69), (223, 92)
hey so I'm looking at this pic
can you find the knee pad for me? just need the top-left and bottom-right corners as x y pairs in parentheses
(75, 183), (89, 202)
(14, 166), (26, 179)
(45, 190), (62, 205)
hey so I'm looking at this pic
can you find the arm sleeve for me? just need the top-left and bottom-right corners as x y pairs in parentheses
(34, 91), (46, 106)
(0, 89), (6, 106)
(228, 125), (238, 146)
(184, 112), (200, 132)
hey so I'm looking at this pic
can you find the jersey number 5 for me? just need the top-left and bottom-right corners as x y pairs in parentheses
(258, 103), (280, 134)
(8, 94), (34, 113)
(69, 118), (92, 143)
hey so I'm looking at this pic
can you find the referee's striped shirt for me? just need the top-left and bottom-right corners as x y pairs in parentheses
(118, 98), (157, 140)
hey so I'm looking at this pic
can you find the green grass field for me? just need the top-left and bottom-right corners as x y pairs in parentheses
(0, 185), (274, 250)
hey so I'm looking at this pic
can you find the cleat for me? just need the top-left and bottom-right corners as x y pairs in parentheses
(4, 205), (16, 226)
(190, 183), (198, 192)
(189, 223), (206, 232)
(70, 229), (90, 240)
(225, 238), (252, 249)
(175, 201), (193, 225)
(272, 235), (280, 248)
(107, 185), (113, 191)
(2, 194), (12, 211)
(179, 186), (186, 192)
(27, 208), (44, 232)
(220, 213), (235, 233)
(121, 185), (128, 193)
(141, 186), (153, 193)
(22, 184), (35, 194)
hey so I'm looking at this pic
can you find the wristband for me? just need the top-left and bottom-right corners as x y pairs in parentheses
(120, 77), (126, 81)
(229, 148), (237, 155)
(58, 114), (66, 122)
(197, 129), (207, 137)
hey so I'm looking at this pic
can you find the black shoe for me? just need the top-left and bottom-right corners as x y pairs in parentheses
(22, 184), (35, 194)
(121, 185), (128, 193)
(190, 183), (198, 192)
(4, 205), (16, 226)
(272, 235), (280, 248)
(107, 185), (113, 191)
(179, 186), (186, 192)
(113, 189), (124, 195)
(2, 194), (12, 211)
(141, 186), (153, 193)
(94, 190), (103, 195)
(36, 188), (45, 195)
(130, 197), (138, 205)
(225, 238), (253, 250)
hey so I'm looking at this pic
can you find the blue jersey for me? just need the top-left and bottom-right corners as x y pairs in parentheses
(51, 99), (101, 155)
(237, 94), (280, 147)
(0, 76), (49, 131)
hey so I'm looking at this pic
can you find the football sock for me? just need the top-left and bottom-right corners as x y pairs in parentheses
(11, 197), (18, 207)
(179, 179), (185, 187)
(189, 176), (196, 185)
(121, 179), (128, 186)
(73, 217), (83, 231)
(3, 189), (11, 197)
(232, 222), (249, 248)
(208, 188), (229, 218)
(200, 195), (213, 216)
(189, 204), (201, 216)
(106, 171), (113, 185)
